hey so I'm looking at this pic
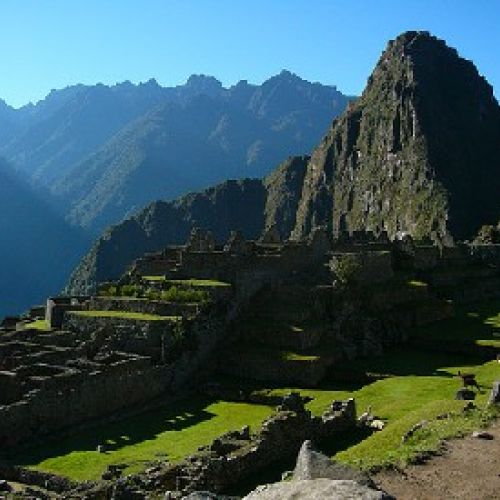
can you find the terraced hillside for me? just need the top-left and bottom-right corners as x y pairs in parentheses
(6, 300), (499, 491)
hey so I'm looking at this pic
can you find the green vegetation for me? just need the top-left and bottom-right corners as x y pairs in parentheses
(12, 399), (273, 481)
(23, 319), (51, 331)
(142, 275), (166, 282)
(407, 279), (427, 288)
(256, 301), (500, 469)
(14, 301), (500, 479)
(165, 279), (231, 288)
(71, 311), (179, 321)
(99, 283), (210, 304)
(145, 287), (209, 304)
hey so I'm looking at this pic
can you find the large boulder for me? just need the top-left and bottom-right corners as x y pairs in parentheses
(293, 440), (373, 487)
(244, 479), (393, 500)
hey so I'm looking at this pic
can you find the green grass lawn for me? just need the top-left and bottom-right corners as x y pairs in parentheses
(165, 279), (231, 288)
(23, 319), (51, 331)
(12, 300), (500, 479)
(70, 311), (180, 321)
(142, 275), (166, 282)
(11, 399), (273, 481)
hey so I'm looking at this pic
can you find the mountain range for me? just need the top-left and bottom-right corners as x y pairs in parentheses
(67, 31), (500, 295)
(0, 72), (351, 316)
(1, 72), (352, 235)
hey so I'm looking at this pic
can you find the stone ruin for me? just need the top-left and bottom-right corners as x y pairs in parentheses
(186, 227), (216, 252)
(1, 224), (499, 495)
(0, 394), (357, 498)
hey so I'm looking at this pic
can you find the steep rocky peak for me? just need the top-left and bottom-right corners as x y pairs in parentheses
(292, 30), (500, 243)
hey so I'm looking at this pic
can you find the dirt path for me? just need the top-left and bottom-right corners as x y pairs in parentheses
(374, 421), (500, 500)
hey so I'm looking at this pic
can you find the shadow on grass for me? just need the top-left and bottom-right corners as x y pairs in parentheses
(410, 300), (500, 345)
(7, 396), (217, 466)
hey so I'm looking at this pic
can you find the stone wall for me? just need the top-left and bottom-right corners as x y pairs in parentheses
(62, 312), (179, 360)
(0, 354), (170, 448)
(68, 396), (357, 497)
(89, 296), (200, 318)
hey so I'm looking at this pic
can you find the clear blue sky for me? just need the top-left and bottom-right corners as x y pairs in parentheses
(1, 0), (499, 107)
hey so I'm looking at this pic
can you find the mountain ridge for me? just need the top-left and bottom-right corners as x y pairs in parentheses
(67, 31), (500, 295)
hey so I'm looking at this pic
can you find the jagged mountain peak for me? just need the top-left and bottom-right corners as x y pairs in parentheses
(292, 31), (500, 243)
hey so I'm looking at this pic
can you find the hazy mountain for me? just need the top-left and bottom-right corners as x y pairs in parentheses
(0, 72), (350, 314)
(1, 72), (351, 235)
(0, 158), (88, 317)
(50, 71), (351, 234)
(0, 80), (171, 186)
(68, 32), (500, 295)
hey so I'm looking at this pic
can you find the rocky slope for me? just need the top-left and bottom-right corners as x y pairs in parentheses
(0, 158), (88, 316)
(292, 31), (500, 242)
(66, 156), (308, 294)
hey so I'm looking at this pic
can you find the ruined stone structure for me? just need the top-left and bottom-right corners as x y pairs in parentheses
(0, 395), (356, 498)
(1, 226), (498, 454)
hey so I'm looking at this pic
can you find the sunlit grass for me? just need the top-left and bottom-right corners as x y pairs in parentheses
(12, 400), (273, 481)
(71, 310), (179, 321)
(23, 319), (50, 331)
(165, 279), (231, 288)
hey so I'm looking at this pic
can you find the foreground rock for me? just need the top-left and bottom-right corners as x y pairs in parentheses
(293, 440), (373, 486)
(244, 439), (392, 499)
(244, 479), (392, 500)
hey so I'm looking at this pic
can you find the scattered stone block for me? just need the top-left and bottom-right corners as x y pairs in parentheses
(402, 420), (428, 443)
(0, 480), (13, 493)
(369, 419), (386, 431)
(244, 478), (393, 499)
(278, 392), (306, 413)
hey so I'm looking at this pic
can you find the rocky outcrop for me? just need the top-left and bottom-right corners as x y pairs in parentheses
(244, 479), (392, 500)
(293, 440), (373, 486)
(245, 438), (392, 499)
(67, 158), (308, 294)
(292, 31), (500, 243)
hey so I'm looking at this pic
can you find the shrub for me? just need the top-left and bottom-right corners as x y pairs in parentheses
(120, 284), (142, 297)
(160, 286), (209, 304)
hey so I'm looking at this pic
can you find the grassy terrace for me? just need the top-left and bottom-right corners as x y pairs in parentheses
(23, 319), (51, 331)
(410, 301), (500, 348)
(11, 300), (500, 480)
(165, 279), (231, 288)
(11, 400), (273, 481)
(71, 311), (179, 321)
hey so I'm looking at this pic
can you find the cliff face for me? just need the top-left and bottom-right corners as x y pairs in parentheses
(67, 157), (306, 294)
(292, 31), (500, 242)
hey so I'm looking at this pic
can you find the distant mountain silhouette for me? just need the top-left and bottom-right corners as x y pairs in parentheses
(1, 72), (352, 235)
(0, 158), (88, 316)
